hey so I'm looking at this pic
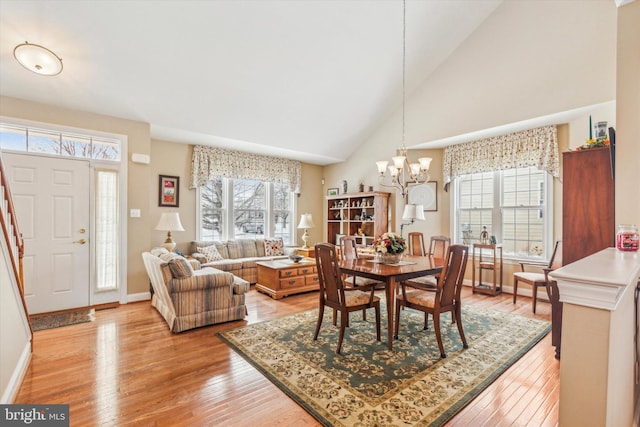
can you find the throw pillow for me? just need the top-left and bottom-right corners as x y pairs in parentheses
(168, 258), (194, 278)
(197, 244), (225, 262)
(151, 247), (169, 257)
(263, 238), (284, 256)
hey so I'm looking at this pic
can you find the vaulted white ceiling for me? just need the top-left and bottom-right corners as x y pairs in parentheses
(0, 0), (502, 165)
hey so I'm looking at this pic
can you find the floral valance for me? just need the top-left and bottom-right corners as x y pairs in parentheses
(190, 145), (302, 193)
(443, 125), (559, 190)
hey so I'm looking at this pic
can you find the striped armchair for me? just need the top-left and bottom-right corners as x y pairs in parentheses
(142, 251), (250, 333)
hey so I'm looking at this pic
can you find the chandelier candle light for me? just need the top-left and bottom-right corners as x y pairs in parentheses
(155, 212), (185, 251)
(298, 213), (316, 249)
(376, 0), (431, 199)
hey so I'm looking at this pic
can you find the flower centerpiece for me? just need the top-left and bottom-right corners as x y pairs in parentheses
(372, 232), (406, 263)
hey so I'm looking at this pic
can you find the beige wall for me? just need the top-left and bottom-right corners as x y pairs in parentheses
(616, 0), (640, 421)
(148, 140), (324, 261)
(0, 95), (152, 297)
(0, 99), (324, 297)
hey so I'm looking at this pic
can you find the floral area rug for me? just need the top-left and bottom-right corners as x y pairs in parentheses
(218, 302), (550, 426)
(30, 308), (95, 332)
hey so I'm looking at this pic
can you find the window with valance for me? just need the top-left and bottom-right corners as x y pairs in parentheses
(190, 145), (302, 193)
(443, 125), (559, 191)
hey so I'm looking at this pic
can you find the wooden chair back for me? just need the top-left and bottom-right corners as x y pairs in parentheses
(548, 240), (563, 270)
(340, 235), (359, 261)
(408, 232), (426, 256)
(315, 243), (345, 308)
(429, 235), (451, 260)
(436, 244), (469, 308)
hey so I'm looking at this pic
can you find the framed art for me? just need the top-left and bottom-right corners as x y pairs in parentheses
(159, 175), (180, 207)
(408, 181), (437, 211)
(327, 188), (339, 196)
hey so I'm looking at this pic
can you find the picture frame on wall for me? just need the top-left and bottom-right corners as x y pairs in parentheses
(407, 181), (437, 211)
(327, 188), (339, 196)
(159, 175), (180, 207)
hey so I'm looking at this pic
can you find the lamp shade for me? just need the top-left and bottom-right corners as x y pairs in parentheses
(402, 204), (425, 221)
(13, 42), (63, 76)
(155, 212), (185, 232)
(297, 213), (315, 229)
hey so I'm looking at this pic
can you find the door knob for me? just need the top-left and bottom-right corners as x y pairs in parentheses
(79, 228), (86, 234)
(73, 239), (87, 244)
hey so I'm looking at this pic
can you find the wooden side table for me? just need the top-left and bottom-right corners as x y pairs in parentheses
(472, 243), (503, 296)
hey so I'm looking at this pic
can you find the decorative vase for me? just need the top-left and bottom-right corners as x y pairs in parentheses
(377, 253), (402, 264)
(341, 180), (348, 194)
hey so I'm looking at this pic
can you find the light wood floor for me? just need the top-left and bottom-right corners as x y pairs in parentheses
(15, 286), (559, 426)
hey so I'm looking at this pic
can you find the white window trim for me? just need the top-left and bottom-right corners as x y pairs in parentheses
(196, 178), (296, 244)
(450, 169), (554, 262)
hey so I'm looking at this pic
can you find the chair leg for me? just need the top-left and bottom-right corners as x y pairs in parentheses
(455, 305), (468, 349)
(362, 308), (367, 321)
(313, 305), (325, 340)
(513, 278), (519, 304)
(337, 311), (348, 354)
(393, 299), (402, 339)
(374, 304), (381, 341)
(433, 314), (446, 358)
(533, 284), (538, 314)
(423, 312), (429, 330)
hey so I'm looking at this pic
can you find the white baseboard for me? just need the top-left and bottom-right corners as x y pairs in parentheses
(462, 279), (550, 302)
(127, 292), (151, 303)
(1, 341), (31, 404)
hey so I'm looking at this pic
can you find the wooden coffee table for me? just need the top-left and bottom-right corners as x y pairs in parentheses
(255, 258), (319, 299)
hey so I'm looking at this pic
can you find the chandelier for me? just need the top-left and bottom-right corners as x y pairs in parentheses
(376, 0), (431, 199)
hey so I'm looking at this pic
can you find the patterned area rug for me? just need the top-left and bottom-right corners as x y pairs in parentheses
(30, 308), (95, 332)
(218, 302), (550, 427)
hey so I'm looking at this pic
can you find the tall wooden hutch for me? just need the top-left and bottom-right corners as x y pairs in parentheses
(326, 192), (390, 246)
(562, 146), (615, 265)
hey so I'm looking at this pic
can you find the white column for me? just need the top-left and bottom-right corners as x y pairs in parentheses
(549, 248), (640, 427)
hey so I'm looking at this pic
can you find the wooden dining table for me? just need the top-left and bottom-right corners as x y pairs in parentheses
(339, 254), (444, 350)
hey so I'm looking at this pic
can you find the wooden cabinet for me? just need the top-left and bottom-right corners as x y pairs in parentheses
(562, 147), (615, 265)
(471, 244), (503, 296)
(326, 191), (390, 246)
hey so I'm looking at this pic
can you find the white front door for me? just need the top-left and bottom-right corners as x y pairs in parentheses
(5, 153), (90, 314)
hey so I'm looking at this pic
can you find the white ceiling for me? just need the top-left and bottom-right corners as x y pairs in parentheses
(0, 0), (503, 165)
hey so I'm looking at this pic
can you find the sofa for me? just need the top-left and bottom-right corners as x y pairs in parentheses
(142, 248), (250, 333)
(189, 238), (289, 284)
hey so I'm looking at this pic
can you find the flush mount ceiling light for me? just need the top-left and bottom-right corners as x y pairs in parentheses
(13, 42), (63, 76)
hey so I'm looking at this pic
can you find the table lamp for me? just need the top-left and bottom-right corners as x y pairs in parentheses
(155, 212), (185, 251)
(297, 213), (316, 249)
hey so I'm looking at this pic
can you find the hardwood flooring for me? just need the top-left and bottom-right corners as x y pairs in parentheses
(15, 286), (558, 426)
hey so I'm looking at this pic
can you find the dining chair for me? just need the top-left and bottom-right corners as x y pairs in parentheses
(394, 244), (469, 358)
(408, 232), (427, 256)
(429, 235), (451, 260)
(404, 234), (451, 290)
(314, 243), (381, 354)
(513, 240), (563, 313)
(340, 236), (384, 288)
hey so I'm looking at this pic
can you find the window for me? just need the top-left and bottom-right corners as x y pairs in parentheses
(0, 124), (121, 161)
(95, 169), (119, 291)
(454, 167), (552, 260)
(198, 178), (294, 244)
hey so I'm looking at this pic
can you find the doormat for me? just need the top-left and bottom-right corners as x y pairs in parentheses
(218, 303), (550, 427)
(30, 308), (95, 332)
